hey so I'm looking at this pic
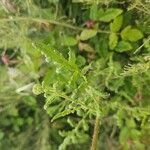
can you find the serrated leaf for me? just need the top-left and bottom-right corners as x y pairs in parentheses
(80, 29), (97, 41)
(34, 42), (79, 72)
(46, 105), (61, 117)
(99, 8), (123, 22)
(110, 15), (123, 32)
(44, 95), (57, 110)
(109, 33), (118, 50)
(121, 26), (143, 42)
(68, 71), (79, 87)
(51, 109), (75, 122)
(42, 69), (55, 87)
(115, 41), (132, 52)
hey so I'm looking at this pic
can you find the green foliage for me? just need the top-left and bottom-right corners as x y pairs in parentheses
(62, 36), (77, 46)
(80, 29), (97, 41)
(0, 0), (150, 150)
(99, 8), (123, 22)
(115, 41), (133, 52)
(121, 26), (144, 42)
(90, 4), (99, 20)
(109, 33), (118, 50)
(110, 15), (123, 32)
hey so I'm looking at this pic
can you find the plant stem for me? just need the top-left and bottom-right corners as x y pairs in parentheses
(90, 115), (100, 150)
(0, 17), (111, 34)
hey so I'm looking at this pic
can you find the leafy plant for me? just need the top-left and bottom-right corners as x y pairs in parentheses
(0, 0), (150, 150)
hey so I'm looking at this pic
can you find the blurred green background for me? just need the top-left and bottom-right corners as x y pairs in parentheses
(0, 0), (150, 150)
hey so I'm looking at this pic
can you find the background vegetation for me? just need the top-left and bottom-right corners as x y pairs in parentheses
(0, 0), (150, 150)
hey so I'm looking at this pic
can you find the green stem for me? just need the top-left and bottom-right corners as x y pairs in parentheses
(0, 17), (111, 34)
(90, 115), (100, 150)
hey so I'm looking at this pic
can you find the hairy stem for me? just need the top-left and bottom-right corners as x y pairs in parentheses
(90, 115), (100, 150)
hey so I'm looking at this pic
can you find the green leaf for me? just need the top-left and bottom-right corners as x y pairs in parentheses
(126, 118), (136, 128)
(68, 71), (79, 87)
(128, 29), (143, 42)
(62, 36), (77, 46)
(80, 29), (97, 41)
(76, 55), (86, 67)
(99, 8), (123, 22)
(119, 127), (129, 144)
(82, 120), (89, 131)
(121, 26), (131, 40)
(51, 109), (75, 122)
(90, 4), (98, 20)
(78, 42), (94, 52)
(99, 36), (109, 58)
(44, 95), (57, 110)
(121, 26), (143, 42)
(42, 69), (55, 87)
(67, 118), (76, 127)
(109, 33), (118, 50)
(34, 43), (79, 72)
(110, 15), (123, 32)
(115, 41), (133, 52)
(130, 129), (141, 140)
(68, 50), (76, 64)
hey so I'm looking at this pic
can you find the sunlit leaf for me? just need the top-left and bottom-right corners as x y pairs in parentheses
(121, 26), (143, 42)
(109, 33), (118, 50)
(80, 29), (97, 41)
(62, 36), (78, 46)
(99, 8), (123, 22)
(110, 15), (123, 32)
